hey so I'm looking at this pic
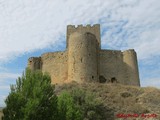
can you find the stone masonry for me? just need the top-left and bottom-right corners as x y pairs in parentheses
(28, 24), (140, 86)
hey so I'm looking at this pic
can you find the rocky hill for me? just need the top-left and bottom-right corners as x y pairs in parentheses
(55, 82), (160, 120)
(1, 82), (160, 120)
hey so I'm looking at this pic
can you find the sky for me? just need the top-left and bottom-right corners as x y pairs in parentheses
(0, 0), (160, 107)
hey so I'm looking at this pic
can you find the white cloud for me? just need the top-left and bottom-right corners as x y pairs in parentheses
(0, 0), (159, 82)
(0, 66), (8, 71)
(131, 29), (160, 60)
(100, 0), (160, 60)
(0, 0), (159, 63)
(0, 95), (7, 107)
(0, 72), (19, 106)
(0, 72), (20, 98)
(141, 78), (160, 89)
(0, 0), (159, 106)
(0, 85), (10, 90)
(0, 72), (20, 80)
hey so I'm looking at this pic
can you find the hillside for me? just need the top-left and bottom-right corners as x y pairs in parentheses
(55, 82), (160, 120)
(1, 82), (159, 120)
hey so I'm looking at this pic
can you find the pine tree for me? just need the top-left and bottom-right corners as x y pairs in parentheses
(58, 91), (82, 120)
(2, 68), (58, 120)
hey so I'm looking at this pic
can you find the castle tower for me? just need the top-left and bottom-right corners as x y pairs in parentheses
(27, 24), (140, 86)
(66, 24), (100, 49)
(28, 57), (42, 71)
(67, 25), (100, 83)
(123, 49), (140, 86)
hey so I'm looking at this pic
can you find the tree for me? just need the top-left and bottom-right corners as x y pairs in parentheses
(2, 68), (107, 120)
(2, 68), (58, 120)
(57, 87), (107, 120)
(58, 91), (82, 120)
(71, 88), (106, 120)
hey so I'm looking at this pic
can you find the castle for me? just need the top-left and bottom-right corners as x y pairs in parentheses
(28, 24), (140, 86)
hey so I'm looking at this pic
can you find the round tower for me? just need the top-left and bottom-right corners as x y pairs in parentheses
(67, 32), (99, 83)
(123, 49), (140, 86)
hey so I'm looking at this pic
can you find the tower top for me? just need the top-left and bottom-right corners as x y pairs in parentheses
(66, 24), (101, 48)
(67, 24), (100, 29)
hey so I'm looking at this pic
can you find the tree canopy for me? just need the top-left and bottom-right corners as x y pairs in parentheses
(2, 69), (58, 120)
(2, 68), (106, 120)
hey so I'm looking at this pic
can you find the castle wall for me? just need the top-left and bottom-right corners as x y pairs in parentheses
(27, 24), (140, 86)
(41, 51), (68, 84)
(123, 49), (140, 86)
(68, 32), (99, 83)
(99, 49), (140, 86)
(99, 50), (126, 84)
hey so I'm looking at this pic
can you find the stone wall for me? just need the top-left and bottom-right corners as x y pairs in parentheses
(27, 24), (140, 86)
(41, 51), (68, 84)
(123, 49), (140, 86)
(68, 32), (99, 83)
(99, 50), (126, 84)
(99, 49), (140, 86)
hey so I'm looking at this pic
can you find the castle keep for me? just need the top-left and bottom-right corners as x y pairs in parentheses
(28, 24), (140, 86)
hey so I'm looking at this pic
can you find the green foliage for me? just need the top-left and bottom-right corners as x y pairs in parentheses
(71, 88), (106, 120)
(56, 88), (106, 120)
(58, 91), (82, 120)
(2, 68), (58, 120)
(2, 68), (107, 120)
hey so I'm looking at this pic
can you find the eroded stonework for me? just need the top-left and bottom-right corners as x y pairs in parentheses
(28, 24), (140, 86)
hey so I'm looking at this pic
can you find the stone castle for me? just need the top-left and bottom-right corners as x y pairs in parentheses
(28, 24), (140, 86)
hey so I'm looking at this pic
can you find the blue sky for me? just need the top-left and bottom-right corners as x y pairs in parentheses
(0, 0), (160, 107)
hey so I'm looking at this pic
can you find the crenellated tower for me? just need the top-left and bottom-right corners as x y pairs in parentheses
(67, 24), (100, 83)
(27, 24), (140, 86)
(66, 24), (101, 49)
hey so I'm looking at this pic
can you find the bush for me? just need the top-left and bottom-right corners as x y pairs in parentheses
(58, 91), (82, 120)
(70, 88), (106, 120)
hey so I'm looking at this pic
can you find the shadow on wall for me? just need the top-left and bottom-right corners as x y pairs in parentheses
(99, 61), (140, 86)
(123, 62), (140, 86)
(99, 75), (118, 83)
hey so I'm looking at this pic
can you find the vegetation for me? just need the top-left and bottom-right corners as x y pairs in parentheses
(70, 88), (106, 120)
(2, 69), (106, 120)
(2, 69), (58, 120)
(57, 91), (82, 120)
(57, 88), (106, 120)
(56, 82), (160, 119)
(3, 68), (160, 119)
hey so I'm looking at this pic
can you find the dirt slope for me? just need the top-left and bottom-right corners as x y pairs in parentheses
(55, 82), (160, 120)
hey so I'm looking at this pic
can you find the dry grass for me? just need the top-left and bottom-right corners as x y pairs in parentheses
(1, 82), (159, 120)
(55, 82), (160, 120)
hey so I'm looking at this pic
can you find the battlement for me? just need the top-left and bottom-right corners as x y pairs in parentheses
(66, 24), (100, 49)
(123, 49), (136, 54)
(28, 57), (41, 61)
(27, 24), (140, 86)
(67, 24), (100, 30)
(28, 57), (42, 71)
